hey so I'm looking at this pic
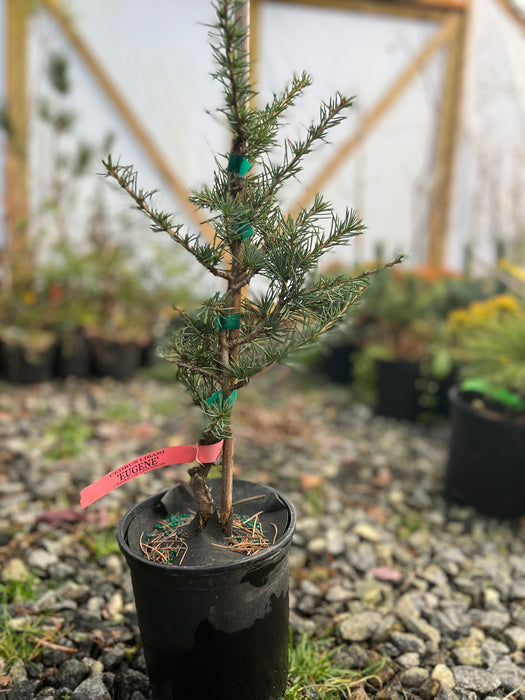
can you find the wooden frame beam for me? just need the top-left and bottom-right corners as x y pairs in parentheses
(40, 0), (215, 242)
(426, 10), (468, 266)
(253, 0), (470, 267)
(5, 0), (31, 280)
(287, 13), (460, 217)
(254, 0), (467, 21)
(494, 0), (525, 32)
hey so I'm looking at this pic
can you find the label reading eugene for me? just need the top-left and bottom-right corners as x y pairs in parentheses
(80, 441), (223, 508)
(115, 449), (166, 483)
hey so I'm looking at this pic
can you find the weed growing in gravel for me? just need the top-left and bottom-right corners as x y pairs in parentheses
(0, 580), (61, 670)
(285, 632), (385, 699)
(0, 611), (44, 669)
(44, 413), (93, 460)
(0, 576), (38, 606)
(82, 528), (121, 560)
(398, 511), (425, 536)
(303, 486), (325, 517)
(101, 400), (136, 422)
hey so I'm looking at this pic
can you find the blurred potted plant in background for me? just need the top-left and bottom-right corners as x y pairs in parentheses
(0, 282), (59, 383)
(43, 197), (200, 380)
(445, 267), (525, 517)
(347, 265), (492, 420)
(0, 50), (197, 382)
(314, 254), (384, 384)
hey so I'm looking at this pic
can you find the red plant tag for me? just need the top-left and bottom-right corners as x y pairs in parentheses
(80, 441), (224, 508)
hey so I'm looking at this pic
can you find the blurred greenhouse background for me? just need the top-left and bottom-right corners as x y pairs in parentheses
(0, 0), (524, 384)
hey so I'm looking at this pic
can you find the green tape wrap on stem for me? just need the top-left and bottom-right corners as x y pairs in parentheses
(227, 154), (252, 176)
(206, 389), (238, 409)
(232, 222), (254, 241)
(213, 313), (241, 331)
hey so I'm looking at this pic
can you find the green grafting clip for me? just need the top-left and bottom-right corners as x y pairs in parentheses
(213, 313), (241, 331)
(232, 222), (254, 241)
(461, 379), (525, 411)
(206, 390), (238, 409)
(227, 154), (252, 176)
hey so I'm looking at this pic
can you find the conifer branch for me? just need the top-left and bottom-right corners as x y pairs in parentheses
(103, 157), (230, 280)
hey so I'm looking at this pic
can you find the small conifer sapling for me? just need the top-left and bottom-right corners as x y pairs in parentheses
(104, 0), (401, 536)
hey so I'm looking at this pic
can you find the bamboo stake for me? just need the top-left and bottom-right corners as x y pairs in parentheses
(220, 0), (251, 531)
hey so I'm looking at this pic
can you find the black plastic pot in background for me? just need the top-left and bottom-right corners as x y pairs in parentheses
(445, 388), (525, 518)
(55, 329), (91, 378)
(88, 337), (144, 380)
(322, 343), (359, 384)
(375, 359), (421, 421)
(117, 479), (296, 700)
(0, 339), (58, 383)
(375, 359), (455, 421)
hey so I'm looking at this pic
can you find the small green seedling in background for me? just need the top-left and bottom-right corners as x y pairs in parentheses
(44, 413), (93, 460)
(285, 632), (386, 699)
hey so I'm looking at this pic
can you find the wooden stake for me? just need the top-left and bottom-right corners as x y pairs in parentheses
(220, 0), (251, 531)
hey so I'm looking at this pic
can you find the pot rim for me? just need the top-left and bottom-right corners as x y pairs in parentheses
(116, 479), (296, 577)
(448, 384), (525, 426)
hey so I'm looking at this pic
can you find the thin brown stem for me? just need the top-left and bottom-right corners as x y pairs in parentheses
(188, 461), (215, 530)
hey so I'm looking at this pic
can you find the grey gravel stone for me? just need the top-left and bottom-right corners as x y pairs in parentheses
(436, 688), (458, 700)
(399, 666), (429, 687)
(402, 616), (441, 651)
(2, 370), (524, 699)
(452, 645), (483, 667)
(26, 548), (58, 570)
(56, 659), (89, 690)
(505, 625), (525, 651)
(468, 608), (510, 631)
(453, 665), (501, 694)
(339, 611), (383, 641)
(432, 663), (455, 689)
(396, 652), (420, 669)
(390, 631), (427, 655)
(481, 638), (511, 665)
(71, 675), (111, 700)
(7, 680), (41, 700)
(489, 659), (525, 691)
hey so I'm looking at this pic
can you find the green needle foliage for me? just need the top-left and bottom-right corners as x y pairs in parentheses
(460, 316), (525, 398)
(104, 0), (400, 530)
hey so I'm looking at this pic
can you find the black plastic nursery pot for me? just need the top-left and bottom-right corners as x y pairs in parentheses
(445, 387), (525, 518)
(375, 359), (454, 421)
(55, 329), (91, 378)
(88, 337), (144, 380)
(322, 343), (359, 384)
(375, 359), (421, 421)
(117, 479), (296, 700)
(0, 338), (58, 383)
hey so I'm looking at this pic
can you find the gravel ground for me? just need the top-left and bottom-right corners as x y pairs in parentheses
(0, 364), (524, 699)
